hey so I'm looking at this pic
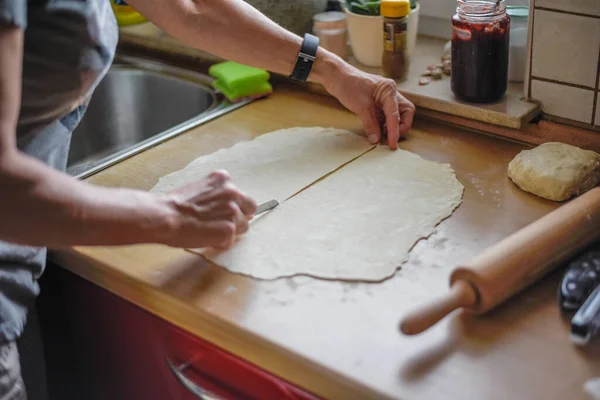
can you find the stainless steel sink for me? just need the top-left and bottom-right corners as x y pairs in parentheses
(66, 56), (252, 179)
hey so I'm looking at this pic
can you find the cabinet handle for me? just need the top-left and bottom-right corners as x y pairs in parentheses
(167, 359), (226, 400)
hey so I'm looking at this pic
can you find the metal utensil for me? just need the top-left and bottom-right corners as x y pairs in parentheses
(254, 199), (279, 216)
(570, 284), (600, 345)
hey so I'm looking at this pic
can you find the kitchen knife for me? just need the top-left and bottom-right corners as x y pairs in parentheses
(254, 199), (279, 216)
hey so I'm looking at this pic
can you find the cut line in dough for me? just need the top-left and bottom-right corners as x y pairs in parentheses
(195, 146), (464, 282)
(151, 127), (464, 282)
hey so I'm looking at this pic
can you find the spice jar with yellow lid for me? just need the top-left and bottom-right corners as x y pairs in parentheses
(381, 0), (411, 81)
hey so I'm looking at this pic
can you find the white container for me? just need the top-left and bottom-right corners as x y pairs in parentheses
(345, 9), (383, 67)
(407, 3), (420, 58)
(345, 4), (420, 68)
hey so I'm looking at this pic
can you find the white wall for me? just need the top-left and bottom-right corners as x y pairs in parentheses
(419, 0), (530, 39)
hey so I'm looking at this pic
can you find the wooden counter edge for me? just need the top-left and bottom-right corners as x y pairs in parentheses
(416, 108), (600, 153)
(403, 93), (536, 130)
(49, 249), (395, 400)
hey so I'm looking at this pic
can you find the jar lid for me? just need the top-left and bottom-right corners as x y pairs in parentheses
(381, 0), (410, 18)
(313, 11), (346, 23)
(507, 6), (529, 19)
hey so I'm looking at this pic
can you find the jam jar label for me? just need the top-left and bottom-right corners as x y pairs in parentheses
(384, 22), (407, 52)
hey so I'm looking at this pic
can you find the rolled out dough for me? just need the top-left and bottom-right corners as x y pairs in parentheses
(508, 142), (600, 202)
(151, 127), (373, 203)
(198, 146), (464, 281)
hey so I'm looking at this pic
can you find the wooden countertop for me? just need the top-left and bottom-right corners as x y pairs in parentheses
(118, 23), (539, 130)
(52, 89), (600, 400)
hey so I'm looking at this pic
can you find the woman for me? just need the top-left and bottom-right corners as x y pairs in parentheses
(0, 0), (415, 397)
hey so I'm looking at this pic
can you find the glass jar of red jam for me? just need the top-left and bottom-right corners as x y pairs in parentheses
(451, 0), (510, 103)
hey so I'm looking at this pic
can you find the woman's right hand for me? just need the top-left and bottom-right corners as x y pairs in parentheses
(158, 170), (257, 249)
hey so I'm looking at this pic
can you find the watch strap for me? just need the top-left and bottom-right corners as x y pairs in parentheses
(289, 33), (319, 82)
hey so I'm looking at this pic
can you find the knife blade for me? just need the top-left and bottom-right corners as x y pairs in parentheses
(254, 199), (279, 216)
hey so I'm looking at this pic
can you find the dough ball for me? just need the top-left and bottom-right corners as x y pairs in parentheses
(508, 142), (600, 201)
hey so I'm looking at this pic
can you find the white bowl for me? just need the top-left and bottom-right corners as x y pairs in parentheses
(345, 9), (383, 67)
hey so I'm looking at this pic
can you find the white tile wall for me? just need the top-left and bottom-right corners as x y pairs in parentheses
(535, 0), (600, 16)
(526, 0), (600, 128)
(531, 10), (600, 87)
(531, 80), (595, 123)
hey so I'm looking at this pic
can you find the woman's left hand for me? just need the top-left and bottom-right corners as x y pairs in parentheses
(322, 64), (415, 150)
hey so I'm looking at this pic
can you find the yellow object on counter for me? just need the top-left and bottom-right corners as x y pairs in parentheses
(381, 0), (410, 80)
(110, 0), (147, 26)
(380, 0), (411, 18)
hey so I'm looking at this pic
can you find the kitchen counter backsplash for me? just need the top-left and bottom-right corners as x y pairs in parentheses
(244, 0), (328, 36)
(525, 0), (600, 130)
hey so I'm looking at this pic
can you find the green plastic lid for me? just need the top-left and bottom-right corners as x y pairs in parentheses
(507, 6), (529, 19)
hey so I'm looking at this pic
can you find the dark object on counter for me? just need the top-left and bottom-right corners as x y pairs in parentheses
(325, 0), (343, 12)
(570, 284), (600, 345)
(558, 241), (600, 312)
(381, 0), (411, 81)
(451, 0), (510, 102)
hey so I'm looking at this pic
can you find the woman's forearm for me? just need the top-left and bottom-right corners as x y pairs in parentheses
(0, 148), (174, 248)
(128, 0), (344, 84)
(0, 25), (174, 248)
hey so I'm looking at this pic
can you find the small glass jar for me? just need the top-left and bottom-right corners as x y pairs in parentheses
(451, 0), (510, 103)
(313, 11), (348, 59)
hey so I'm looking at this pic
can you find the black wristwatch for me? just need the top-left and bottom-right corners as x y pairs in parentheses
(289, 33), (319, 83)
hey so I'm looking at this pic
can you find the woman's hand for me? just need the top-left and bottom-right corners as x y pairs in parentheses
(322, 64), (415, 150)
(160, 170), (257, 250)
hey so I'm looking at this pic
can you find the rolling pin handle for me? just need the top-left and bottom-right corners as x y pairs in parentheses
(399, 279), (477, 335)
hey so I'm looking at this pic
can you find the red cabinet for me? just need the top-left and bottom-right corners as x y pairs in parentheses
(38, 265), (319, 400)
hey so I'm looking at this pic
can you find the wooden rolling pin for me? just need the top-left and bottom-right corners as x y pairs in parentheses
(400, 186), (600, 336)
